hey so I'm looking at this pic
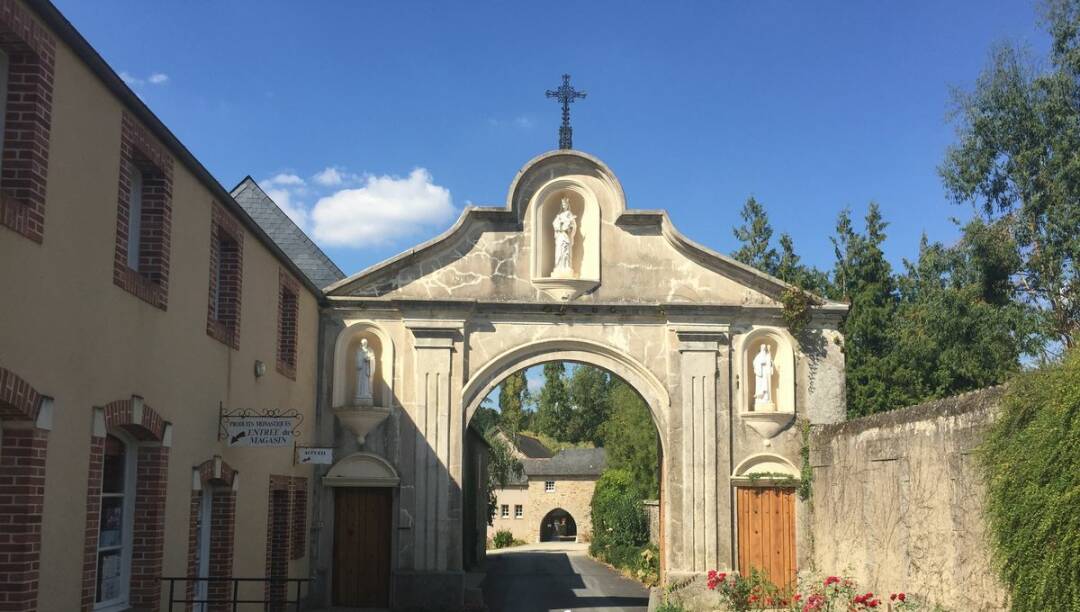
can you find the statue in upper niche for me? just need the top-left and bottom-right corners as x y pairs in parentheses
(752, 343), (775, 409)
(551, 196), (578, 278)
(353, 338), (375, 406)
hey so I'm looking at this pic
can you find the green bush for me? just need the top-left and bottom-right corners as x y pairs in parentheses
(589, 469), (649, 556)
(492, 529), (514, 549)
(980, 348), (1080, 611)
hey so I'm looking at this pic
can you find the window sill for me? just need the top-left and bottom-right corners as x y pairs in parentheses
(207, 318), (239, 350)
(113, 265), (167, 310)
(276, 359), (297, 381)
(0, 190), (43, 243)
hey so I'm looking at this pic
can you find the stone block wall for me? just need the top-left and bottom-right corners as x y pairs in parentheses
(809, 388), (1007, 610)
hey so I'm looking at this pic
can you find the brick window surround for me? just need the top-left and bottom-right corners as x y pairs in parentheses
(276, 271), (300, 379)
(80, 396), (171, 612)
(185, 457), (237, 612)
(206, 203), (244, 349)
(0, 1), (55, 244)
(0, 366), (51, 612)
(113, 112), (174, 310)
(264, 475), (308, 607)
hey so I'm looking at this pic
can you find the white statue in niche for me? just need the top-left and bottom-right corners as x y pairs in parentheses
(353, 338), (375, 406)
(752, 344), (776, 410)
(551, 196), (578, 278)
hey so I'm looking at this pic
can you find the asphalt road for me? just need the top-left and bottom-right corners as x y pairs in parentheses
(481, 543), (650, 612)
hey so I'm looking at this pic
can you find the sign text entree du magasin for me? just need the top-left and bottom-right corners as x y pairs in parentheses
(224, 417), (295, 447)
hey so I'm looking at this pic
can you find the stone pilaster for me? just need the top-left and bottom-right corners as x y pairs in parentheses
(675, 328), (728, 573)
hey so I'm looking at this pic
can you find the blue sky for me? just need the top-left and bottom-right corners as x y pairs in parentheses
(56, 1), (1046, 277)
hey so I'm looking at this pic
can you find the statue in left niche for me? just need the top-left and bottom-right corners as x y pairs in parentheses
(353, 338), (376, 406)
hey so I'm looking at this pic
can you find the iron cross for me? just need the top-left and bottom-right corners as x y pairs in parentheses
(546, 74), (586, 150)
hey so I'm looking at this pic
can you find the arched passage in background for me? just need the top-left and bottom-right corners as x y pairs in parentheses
(540, 508), (578, 542)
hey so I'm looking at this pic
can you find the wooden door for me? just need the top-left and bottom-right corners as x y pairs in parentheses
(333, 487), (392, 607)
(737, 487), (796, 589)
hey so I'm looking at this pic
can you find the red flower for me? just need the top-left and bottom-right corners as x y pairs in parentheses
(793, 593), (802, 602)
(890, 594), (897, 601)
(824, 576), (841, 586)
(898, 593), (906, 602)
(869, 599), (880, 608)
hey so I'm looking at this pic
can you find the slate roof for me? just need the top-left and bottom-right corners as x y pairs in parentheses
(523, 448), (606, 477)
(513, 433), (554, 459)
(230, 177), (344, 290)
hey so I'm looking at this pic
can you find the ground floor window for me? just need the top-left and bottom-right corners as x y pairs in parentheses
(97, 434), (135, 609)
(514, 504), (523, 518)
(500, 504), (509, 518)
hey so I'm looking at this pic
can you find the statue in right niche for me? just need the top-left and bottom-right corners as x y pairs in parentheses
(752, 343), (775, 410)
(551, 196), (578, 278)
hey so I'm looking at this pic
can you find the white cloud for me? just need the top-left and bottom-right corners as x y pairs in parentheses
(313, 167), (344, 187)
(265, 187), (309, 229)
(119, 71), (169, 87)
(311, 168), (454, 247)
(488, 115), (534, 130)
(265, 173), (305, 187)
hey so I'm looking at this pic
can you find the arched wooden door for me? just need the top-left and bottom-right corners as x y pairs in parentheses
(736, 487), (796, 588)
(333, 487), (392, 607)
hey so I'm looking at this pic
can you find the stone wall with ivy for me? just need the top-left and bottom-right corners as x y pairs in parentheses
(807, 388), (1007, 610)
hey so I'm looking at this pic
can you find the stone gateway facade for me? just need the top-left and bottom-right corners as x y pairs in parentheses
(310, 150), (849, 609)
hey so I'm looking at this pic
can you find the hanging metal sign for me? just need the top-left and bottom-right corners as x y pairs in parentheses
(219, 407), (303, 448)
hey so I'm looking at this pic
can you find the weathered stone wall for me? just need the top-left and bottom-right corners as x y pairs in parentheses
(524, 476), (598, 543)
(809, 388), (1007, 610)
(644, 500), (660, 545)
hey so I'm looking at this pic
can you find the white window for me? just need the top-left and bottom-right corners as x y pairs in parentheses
(192, 489), (214, 612)
(545, 480), (555, 493)
(126, 165), (144, 271)
(96, 434), (136, 610)
(500, 504), (509, 518)
(514, 504), (523, 519)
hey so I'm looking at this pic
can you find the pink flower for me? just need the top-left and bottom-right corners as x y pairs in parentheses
(824, 576), (841, 587)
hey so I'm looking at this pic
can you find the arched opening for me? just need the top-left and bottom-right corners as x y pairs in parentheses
(540, 508), (578, 542)
(466, 343), (664, 580)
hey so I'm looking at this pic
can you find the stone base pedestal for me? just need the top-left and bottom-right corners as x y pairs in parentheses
(393, 571), (465, 611)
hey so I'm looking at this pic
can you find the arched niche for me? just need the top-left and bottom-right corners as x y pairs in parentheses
(332, 321), (395, 409)
(322, 452), (400, 488)
(529, 179), (601, 300)
(735, 327), (796, 414)
(730, 453), (800, 486)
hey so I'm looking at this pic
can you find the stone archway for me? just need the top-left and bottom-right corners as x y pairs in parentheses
(317, 148), (849, 609)
(540, 508), (578, 543)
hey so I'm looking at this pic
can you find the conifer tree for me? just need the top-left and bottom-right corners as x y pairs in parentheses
(497, 370), (529, 434)
(534, 362), (572, 441)
(732, 196), (779, 274)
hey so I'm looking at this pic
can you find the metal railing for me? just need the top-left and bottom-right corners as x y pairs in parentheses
(161, 576), (310, 612)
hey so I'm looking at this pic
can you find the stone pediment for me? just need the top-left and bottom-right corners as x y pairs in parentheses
(326, 150), (833, 308)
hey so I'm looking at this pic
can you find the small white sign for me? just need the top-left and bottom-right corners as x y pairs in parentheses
(296, 447), (334, 465)
(224, 417), (294, 447)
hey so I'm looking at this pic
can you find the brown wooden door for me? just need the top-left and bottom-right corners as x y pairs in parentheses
(333, 487), (392, 607)
(737, 487), (796, 589)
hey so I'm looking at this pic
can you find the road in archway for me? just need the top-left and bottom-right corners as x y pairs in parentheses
(482, 542), (649, 612)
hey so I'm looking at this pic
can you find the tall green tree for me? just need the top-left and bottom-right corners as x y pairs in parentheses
(600, 380), (659, 499)
(498, 370), (529, 434)
(940, 0), (1080, 349)
(732, 196), (779, 274)
(483, 431), (524, 525)
(776, 232), (832, 295)
(534, 362), (573, 441)
(567, 365), (612, 445)
(889, 226), (1037, 404)
(833, 204), (903, 417)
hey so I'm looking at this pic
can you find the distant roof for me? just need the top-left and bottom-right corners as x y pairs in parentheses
(523, 448), (606, 477)
(230, 177), (345, 290)
(513, 433), (554, 459)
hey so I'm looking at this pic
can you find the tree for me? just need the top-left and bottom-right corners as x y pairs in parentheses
(534, 362), (573, 441)
(471, 398), (499, 435)
(484, 431), (523, 525)
(940, 0), (1080, 349)
(732, 196), (779, 274)
(600, 380), (659, 499)
(566, 365), (612, 445)
(498, 370), (529, 434)
(833, 204), (903, 417)
(888, 226), (1038, 404)
(776, 232), (832, 295)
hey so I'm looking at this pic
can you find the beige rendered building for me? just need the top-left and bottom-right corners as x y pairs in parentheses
(490, 435), (606, 545)
(0, 1), (338, 610)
